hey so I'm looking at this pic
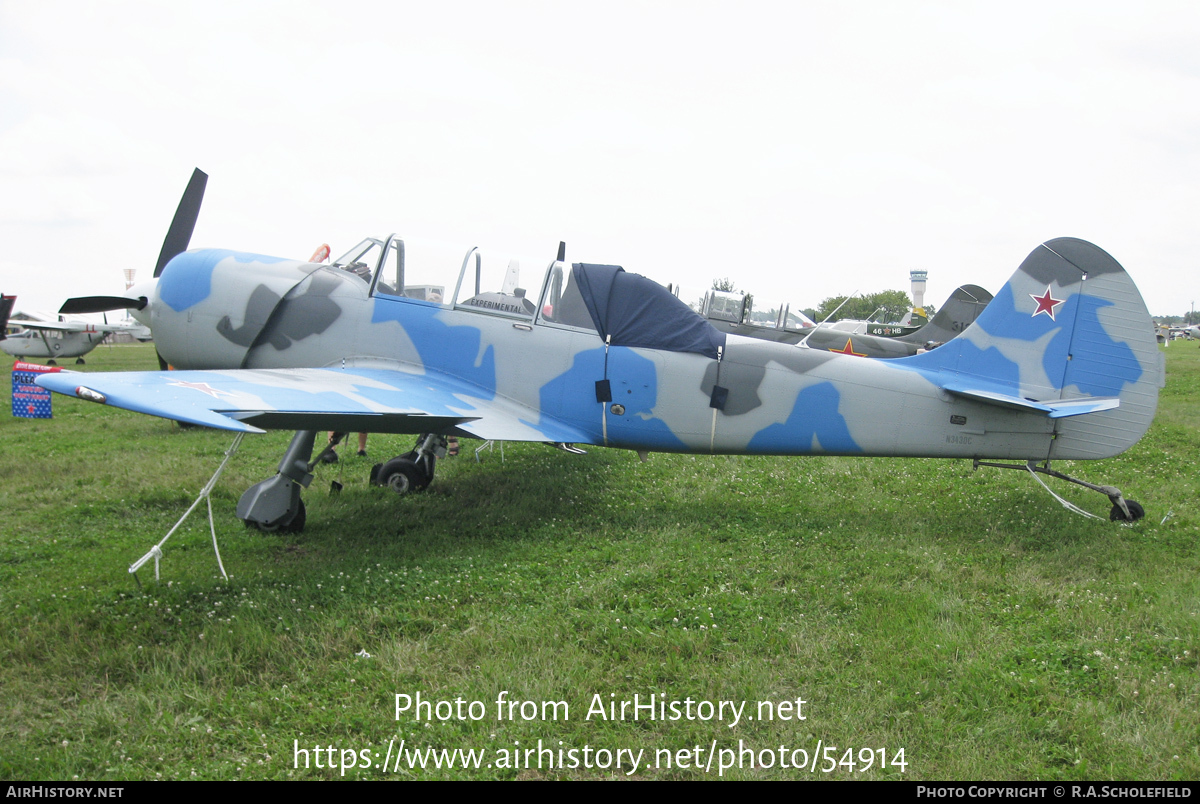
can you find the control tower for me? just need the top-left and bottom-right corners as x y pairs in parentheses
(910, 269), (927, 309)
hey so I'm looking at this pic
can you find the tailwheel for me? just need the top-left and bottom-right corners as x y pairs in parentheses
(1109, 499), (1145, 523)
(973, 459), (1147, 523)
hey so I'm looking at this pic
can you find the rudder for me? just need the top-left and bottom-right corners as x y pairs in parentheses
(1042, 239), (1162, 459)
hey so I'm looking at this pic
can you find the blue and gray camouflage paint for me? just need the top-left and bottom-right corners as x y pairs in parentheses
(40, 238), (1162, 465)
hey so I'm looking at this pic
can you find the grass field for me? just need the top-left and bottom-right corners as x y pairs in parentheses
(1, 342), (1197, 780)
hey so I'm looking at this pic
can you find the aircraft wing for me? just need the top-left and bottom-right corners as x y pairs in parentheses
(11, 320), (134, 334)
(35, 366), (592, 443)
(11, 320), (88, 333)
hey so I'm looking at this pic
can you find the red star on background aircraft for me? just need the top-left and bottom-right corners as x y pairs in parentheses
(828, 338), (868, 357)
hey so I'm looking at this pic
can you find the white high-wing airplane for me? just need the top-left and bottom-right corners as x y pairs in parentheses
(1, 305), (150, 364)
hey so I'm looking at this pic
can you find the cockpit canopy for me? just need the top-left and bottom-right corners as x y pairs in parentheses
(331, 236), (537, 314)
(692, 288), (815, 333)
(570, 264), (725, 359)
(331, 237), (725, 358)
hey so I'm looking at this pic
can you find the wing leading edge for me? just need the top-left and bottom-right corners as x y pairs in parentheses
(35, 366), (592, 444)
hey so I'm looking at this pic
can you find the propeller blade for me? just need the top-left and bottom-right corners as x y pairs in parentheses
(153, 168), (208, 277)
(58, 295), (147, 315)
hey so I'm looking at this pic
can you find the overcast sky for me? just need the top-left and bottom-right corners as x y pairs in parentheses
(2, 0), (1198, 319)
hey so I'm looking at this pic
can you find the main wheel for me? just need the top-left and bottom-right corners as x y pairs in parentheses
(1109, 499), (1145, 522)
(378, 458), (425, 495)
(249, 499), (306, 533)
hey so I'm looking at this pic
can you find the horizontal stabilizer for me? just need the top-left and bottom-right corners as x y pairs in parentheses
(942, 382), (1120, 419)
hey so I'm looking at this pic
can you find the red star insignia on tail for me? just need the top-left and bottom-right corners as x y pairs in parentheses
(1029, 287), (1064, 320)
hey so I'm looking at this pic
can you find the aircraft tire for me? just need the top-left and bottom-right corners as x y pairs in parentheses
(1109, 499), (1145, 522)
(379, 458), (425, 495)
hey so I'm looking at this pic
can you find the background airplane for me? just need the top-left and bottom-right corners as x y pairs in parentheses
(0, 303), (150, 364)
(43, 171), (1162, 535)
(1155, 323), (1200, 342)
(701, 284), (994, 358)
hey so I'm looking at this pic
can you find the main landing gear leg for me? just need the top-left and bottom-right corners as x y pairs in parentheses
(237, 430), (315, 533)
(973, 459), (1145, 522)
(371, 433), (446, 495)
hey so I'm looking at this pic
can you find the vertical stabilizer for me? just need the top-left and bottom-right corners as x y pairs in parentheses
(900, 238), (1161, 459)
(896, 284), (993, 346)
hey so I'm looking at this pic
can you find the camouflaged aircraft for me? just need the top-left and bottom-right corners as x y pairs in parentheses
(40, 169), (1163, 531)
(700, 284), (994, 357)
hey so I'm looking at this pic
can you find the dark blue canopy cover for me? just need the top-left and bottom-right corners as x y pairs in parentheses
(572, 264), (726, 359)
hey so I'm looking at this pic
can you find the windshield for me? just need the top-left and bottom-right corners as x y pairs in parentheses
(333, 236), (553, 320)
(703, 290), (746, 323)
(330, 238), (385, 288)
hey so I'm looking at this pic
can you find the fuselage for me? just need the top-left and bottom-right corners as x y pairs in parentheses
(148, 247), (1125, 462)
(1, 329), (107, 359)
